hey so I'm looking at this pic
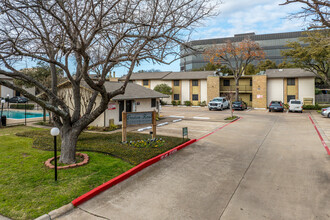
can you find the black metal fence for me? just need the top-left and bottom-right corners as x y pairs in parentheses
(316, 94), (330, 104)
(0, 102), (49, 127)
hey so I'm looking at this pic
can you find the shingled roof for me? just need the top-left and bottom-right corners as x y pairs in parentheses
(119, 71), (214, 81)
(81, 81), (168, 100)
(265, 69), (315, 78)
(119, 71), (172, 80)
(163, 71), (214, 80)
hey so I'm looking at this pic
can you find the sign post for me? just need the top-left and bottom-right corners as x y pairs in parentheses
(122, 111), (156, 143)
(182, 127), (188, 141)
(122, 112), (127, 143)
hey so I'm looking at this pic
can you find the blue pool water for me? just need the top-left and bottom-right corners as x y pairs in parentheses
(1, 111), (48, 119)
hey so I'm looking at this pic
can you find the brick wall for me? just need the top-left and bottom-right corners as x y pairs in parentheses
(252, 75), (267, 109)
(207, 76), (220, 103)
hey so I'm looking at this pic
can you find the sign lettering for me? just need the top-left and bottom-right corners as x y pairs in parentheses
(108, 102), (116, 110)
(127, 112), (153, 125)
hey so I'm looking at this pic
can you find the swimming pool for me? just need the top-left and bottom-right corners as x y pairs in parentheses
(1, 111), (48, 119)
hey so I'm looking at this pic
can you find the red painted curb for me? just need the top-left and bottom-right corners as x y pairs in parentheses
(72, 139), (196, 206)
(197, 117), (242, 141)
(308, 115), (330, 155)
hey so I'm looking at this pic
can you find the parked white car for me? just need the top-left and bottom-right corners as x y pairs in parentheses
(321, 107), (330, 118)
(288, 99), (303, 113)
(208, 97), (229, 111)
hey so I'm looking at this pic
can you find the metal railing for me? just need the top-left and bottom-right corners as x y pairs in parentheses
(220, 85), (252, 92)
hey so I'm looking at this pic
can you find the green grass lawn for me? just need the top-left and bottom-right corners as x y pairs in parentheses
(0, 126), (185, 219)
(224, 116), (238, 120)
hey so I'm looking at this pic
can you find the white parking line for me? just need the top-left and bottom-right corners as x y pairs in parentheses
(169, 116), (185, 118)
(137, 126), (152, 132)
(173, 119), (182, 123)
(193, 117), (210, 120)
(246, 109), (252, 112)
(157, 122), (169, 127)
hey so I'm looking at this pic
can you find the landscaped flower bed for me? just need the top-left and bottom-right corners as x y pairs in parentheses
(128, 138), (165, 148)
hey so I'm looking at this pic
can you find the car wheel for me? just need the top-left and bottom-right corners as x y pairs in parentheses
(220, 105), (223, 111)
(269, 109), (271, 112)
(328, 113), (330, 118)
(300, 111), (303, 113)
(209, 108), (212, 111)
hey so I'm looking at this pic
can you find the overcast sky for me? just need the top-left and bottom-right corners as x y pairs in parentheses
(126, 0), (306, 75)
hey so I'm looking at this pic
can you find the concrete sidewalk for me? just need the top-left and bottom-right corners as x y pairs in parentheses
(58, 112), (330, 220)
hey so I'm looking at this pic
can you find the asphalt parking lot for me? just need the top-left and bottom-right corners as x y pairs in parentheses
(59, 107), (330, 220)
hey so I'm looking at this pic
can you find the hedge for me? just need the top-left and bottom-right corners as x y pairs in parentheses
(303, 104), (330, 110)
(10, 104), (35, 110)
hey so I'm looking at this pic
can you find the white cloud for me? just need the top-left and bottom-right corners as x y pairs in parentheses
(192, 0), (306, 39)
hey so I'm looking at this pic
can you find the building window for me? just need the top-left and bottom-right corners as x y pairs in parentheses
(287, 95), (295, 102)
(287, 78), (295, 86)
(250, 94), (252, 101)
(192, 80), (198, 86)
(224, 79), (230, 86)
(250, 79), (252, 86)
(143, 80), (149, 86)
(174, 80), (180, 86)
(174, 94), (180, 100)
(192, 94), (198, 101)
(151, 98), (156, 107)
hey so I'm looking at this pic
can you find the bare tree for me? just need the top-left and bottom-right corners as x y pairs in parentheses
(280, 0), (330, 29)
(0, 0), (217, 164)
(203, 39), (265, 101)
(225, 92), (235, 118)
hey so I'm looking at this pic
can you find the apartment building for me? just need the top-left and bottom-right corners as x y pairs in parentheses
(120, 68), (315, 108)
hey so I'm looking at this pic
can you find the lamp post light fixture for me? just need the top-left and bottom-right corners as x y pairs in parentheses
(6, 94), (9, 112)
(50, 127), (60, 181)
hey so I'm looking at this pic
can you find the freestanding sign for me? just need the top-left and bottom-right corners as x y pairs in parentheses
(126, 112), (152, 125)
(182, 127), (188, 141)
(122, 111), (156, 142)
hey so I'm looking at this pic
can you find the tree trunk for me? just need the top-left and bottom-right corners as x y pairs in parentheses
(235, 79), (239, 101)
(59, 125), (79, 164)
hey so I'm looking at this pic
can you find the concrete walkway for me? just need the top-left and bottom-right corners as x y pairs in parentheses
(58, 112), (330, 220)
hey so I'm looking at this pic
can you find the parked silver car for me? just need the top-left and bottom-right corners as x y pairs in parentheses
(321, 107), (330, 118)
(208, 97), (229, 111)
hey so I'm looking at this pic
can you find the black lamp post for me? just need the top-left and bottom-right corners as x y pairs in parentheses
(0, 99), (5, 127)
(50, 127), (60, 181)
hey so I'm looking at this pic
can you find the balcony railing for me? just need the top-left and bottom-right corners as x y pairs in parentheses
(220, 85), (252, 92)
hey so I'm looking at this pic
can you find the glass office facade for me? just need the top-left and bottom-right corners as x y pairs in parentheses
(180, 31), (307, 71)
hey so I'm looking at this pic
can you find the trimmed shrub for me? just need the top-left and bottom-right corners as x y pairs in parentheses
(171, 100), (177, 106)
(184, 101), (192, 106)
(160, 100), (167, 105)
(10, 104), (34, 110)
(301, 104), (330, 110)
(199, 101), (207, 107)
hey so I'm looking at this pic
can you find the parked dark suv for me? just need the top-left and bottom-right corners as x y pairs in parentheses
(232, 101), (247, 110)
(269, 101), (284, 112)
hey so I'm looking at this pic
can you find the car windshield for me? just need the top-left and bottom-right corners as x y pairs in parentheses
(233, 101), (241, 104)
(271, 101), (281, 105)
(212, 98), (223, 102)
(291, 101), (301, 104)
